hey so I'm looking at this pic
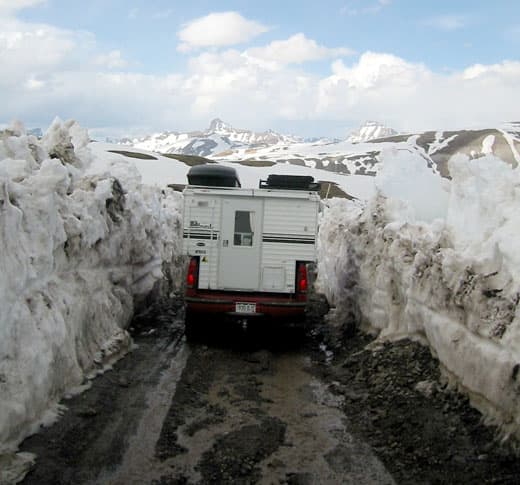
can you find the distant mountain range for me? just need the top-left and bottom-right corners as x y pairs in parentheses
(118, 119), (520, 178)
(120, 118), (308, 157)
(120, 119), (401, 157)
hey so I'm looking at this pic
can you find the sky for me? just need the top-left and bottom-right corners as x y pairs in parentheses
(1, 0), (520, 139)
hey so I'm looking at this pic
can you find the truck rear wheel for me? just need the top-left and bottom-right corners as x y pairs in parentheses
(184, 308), (203, 341)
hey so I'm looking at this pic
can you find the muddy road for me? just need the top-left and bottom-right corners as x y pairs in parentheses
(19, 299), (520, 484)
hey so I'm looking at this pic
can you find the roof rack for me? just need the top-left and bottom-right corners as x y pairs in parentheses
(259, 174), (320, 191)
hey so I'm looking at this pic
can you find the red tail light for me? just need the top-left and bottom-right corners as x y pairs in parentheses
(297, 263), (308, 293)
(187, 257), (198, 289)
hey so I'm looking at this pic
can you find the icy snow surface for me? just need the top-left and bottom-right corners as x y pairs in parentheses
(318, 149), (520, 440)
(0, 120), (183, 477)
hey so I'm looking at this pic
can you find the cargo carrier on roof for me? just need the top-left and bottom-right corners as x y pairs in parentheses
(182, 165), (320, 332)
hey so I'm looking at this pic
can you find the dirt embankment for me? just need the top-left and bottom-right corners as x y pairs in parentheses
(316, 317), (520, 484)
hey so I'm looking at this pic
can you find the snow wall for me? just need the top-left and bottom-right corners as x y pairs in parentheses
(0, 120), (183, 455)
(318, 150), (520, 442)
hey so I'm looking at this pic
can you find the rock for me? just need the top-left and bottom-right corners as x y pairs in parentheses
(415, 380), (437, 398)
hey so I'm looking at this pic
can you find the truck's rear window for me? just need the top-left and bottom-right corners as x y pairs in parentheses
(234, 211), (254, 246)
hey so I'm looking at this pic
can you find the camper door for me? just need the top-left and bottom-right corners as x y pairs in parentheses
(219, 198), (263, 290)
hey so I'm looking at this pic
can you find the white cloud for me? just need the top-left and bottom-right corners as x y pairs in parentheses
(425, 15), (466, 31)
(462, 61), (520, 80)
(94, 50), (128, 69)
(177, 11), (269, 52)
(326, 52), (430, 89)
(316, 55), (520, 131)
(0, 18), (83, 87)
(0, 0), (44, 13)
(246, 33), (354, 66)
(1, 11), (519, 138)
(180, 49), (318, 122)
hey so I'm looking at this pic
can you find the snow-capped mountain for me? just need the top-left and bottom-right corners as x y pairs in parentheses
(122, 118), (303, 157)
(211, 127), (520, 179)
(346, 121), (398, 143)
(120, 119), (520, 180)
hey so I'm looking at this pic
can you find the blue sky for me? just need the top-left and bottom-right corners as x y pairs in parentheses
(18, 0), (520, 72)
(2, 0), (520, 138)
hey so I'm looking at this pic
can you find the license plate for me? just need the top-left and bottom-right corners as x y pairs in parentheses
(235, 302), (256, 314)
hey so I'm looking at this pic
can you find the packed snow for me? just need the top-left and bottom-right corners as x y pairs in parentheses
(318, 149), (520, 441)
(89, 142), (191, 187)
(0, 120), (183, 480)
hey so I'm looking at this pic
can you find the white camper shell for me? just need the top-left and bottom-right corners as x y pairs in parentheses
(183, 166), (320, 324)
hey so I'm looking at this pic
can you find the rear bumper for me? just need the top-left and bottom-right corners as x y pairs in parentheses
(185, 290), (306, 319)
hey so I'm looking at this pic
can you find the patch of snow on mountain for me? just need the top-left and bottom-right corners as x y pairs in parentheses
(224, 160), (376, 200)
(481, 135), (495, 154)
(499, 128), (520, 165)
(428, 131), (458, 155)
(132, 131), (201, 154)
(347, 121), (397, 143)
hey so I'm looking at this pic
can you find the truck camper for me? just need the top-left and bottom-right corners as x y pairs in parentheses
(182, 164), (320, 331)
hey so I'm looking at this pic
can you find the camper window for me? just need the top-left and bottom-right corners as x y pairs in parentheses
(234, 211), (254, 246)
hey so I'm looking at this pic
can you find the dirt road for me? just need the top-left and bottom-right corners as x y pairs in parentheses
(19, 299), (520, 484)
(145, 336), (393, 484)
(19, 300), (392, 484)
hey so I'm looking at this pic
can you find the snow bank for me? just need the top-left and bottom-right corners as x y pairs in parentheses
(318, 150), (520, 441)
(0, 120), (183, 458)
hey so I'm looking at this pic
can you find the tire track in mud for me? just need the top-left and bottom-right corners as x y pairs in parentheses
(19, 306), (186, 485)
(95, 346), (190, 485)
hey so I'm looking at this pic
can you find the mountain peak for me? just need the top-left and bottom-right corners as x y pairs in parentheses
(208, 118), (232, 133)
(347, 121), (397, 143)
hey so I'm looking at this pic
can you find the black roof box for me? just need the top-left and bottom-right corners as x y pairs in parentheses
(259, 174), (320, 191)
(187, 164), (241, 187)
